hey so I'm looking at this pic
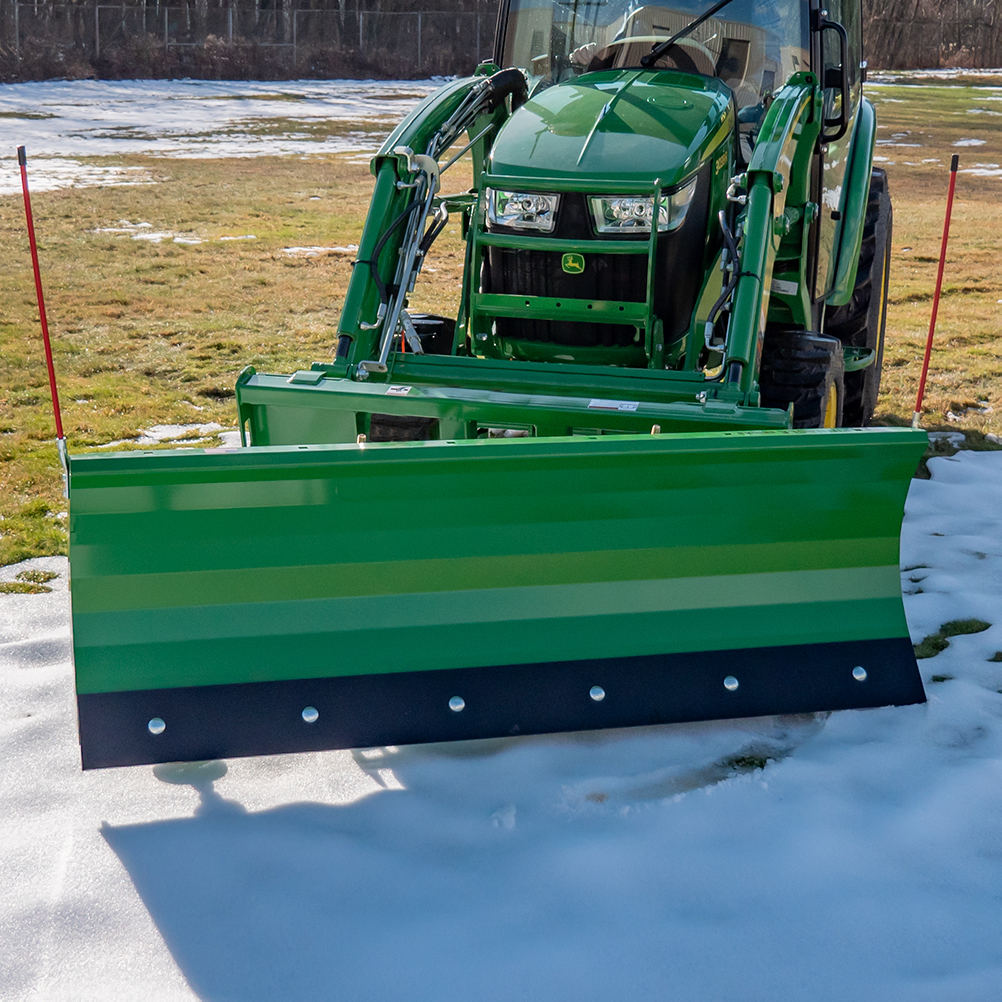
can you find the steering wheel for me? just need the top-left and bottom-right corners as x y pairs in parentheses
(585, 34), (717, 77)
(645, 37), (717, 76)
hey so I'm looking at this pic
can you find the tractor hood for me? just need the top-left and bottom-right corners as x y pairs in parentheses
(487, 70), (734, 188)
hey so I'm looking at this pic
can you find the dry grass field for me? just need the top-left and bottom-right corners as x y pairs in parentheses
(0, 76), (999, 565)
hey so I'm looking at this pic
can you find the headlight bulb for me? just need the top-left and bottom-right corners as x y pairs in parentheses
(589, 176), (698, 234)
(487, 189), (561, 232)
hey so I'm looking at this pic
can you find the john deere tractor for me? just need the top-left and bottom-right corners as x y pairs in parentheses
(68, 0), (926, 769)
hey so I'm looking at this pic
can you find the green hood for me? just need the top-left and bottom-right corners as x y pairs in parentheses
(488, 70), (733, 188)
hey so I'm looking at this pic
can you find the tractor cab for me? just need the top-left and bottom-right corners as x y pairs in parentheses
(470, 0), (864, 369)
(499, 0), (809, 119)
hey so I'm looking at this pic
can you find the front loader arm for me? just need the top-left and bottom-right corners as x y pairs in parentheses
(337, 73), (522, 365)
(723, 73), (822, 400)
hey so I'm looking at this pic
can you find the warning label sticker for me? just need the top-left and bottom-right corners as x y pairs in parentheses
(588, 399), (640, 412)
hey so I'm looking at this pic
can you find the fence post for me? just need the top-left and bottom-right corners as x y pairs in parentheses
(94, 4), (100, 59)
(228, 5), (233, 44)
(14, 1), (20, 65)
(164, 6), (168, 52)
(476, 12), (481, 66)
(417, 11), (422, 71)
(359, 9), (363, 52)
(293, 8), (297, 72)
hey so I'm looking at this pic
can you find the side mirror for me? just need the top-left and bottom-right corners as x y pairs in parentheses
(819, 19), (850, 142)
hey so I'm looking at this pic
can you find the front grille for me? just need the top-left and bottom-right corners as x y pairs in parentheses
(483, 172), (711, 356)
(487, 247), (648, 303)
(487, 246), (644, 347)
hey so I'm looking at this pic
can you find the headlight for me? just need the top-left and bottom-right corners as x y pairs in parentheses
(488, 189), (560, 232)
(589, 176), (698, 234)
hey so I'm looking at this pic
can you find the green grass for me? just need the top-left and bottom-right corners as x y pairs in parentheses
(1, 80), (1000, 565)
(914, 619), (992, 659)
(0, 568), (60, 593)
(721, 753), (773, 772)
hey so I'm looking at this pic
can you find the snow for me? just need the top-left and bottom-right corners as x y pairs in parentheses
(0, 78), (441, 195)
(282, 244), (358, 257)
(96, 423), (236, 449)
(2, 449), (1002, 999)
(870, 68), (1002, 83)
(0, 78), (439, 157)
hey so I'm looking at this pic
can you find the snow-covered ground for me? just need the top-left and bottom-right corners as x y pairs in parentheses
(0, 78), (441, 194)
(2, 449), (1000, 1001)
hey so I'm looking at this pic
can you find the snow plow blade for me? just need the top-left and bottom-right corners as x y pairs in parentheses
(69, 427), (927, 769)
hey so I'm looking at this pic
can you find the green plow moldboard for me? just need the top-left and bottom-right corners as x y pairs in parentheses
(69, 427), (928, 768)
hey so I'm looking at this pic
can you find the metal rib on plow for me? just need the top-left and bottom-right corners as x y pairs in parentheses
(69, 427), (928, 768)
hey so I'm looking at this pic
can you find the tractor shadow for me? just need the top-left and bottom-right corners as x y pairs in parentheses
(102, 714), (826, 1001)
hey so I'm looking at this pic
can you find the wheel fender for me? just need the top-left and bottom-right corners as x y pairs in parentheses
(826, 98), (876, 307)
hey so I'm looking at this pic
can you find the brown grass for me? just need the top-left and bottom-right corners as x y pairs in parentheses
(870, 82), (1002, 433)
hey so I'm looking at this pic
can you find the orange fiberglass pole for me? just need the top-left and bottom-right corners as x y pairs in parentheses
(18, 145), (68, 494)
(912, 153), (960, 429)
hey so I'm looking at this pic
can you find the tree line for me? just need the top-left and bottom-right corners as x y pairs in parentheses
(0, 0), (998, 83)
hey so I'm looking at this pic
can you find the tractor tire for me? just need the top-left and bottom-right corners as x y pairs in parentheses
(759, 330), (845, 428)
(824, 168), (892, 427)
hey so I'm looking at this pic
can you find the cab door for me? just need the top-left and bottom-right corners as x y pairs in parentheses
(812, 0), (863, 299)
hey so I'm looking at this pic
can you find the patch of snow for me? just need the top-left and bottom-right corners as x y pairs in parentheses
(282, 245), (358, 257)
(927, 431), (967, 447)
(0, 159), (152, 197)
(219, 235), (257, 242)
(953, 138), (988, 146)
(96, 423), (229, 448)
(0, 79), (440, 163)
(137, 423), (223, 444)
(870, 67), (1002, 83)
(216, 431), (243, 449)
(89, 220), (207, 244)
(948, 402), (993, 421)
(132, 231), (175, 243)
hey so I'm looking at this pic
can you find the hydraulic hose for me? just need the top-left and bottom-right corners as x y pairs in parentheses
(703, 209), (741, 356)
(354, 200), (423, 308)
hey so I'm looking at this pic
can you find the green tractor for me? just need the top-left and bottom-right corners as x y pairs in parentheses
(69, 0), (926, 768)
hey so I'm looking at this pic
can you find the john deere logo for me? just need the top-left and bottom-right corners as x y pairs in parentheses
(561, 253), (586, 274)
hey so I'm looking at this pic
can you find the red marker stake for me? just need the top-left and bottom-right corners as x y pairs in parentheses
(912, 154), (960, 429)
(18, 145), (68, 496)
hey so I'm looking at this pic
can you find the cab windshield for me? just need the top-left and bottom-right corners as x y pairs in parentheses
(499, 0), (810, 109)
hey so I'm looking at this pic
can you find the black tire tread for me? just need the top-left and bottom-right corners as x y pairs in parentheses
(759, 331), (845, 428)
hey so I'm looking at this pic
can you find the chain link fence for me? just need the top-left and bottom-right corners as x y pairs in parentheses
(0, 3), (500, 81)
(1, 1), (1000, 81)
